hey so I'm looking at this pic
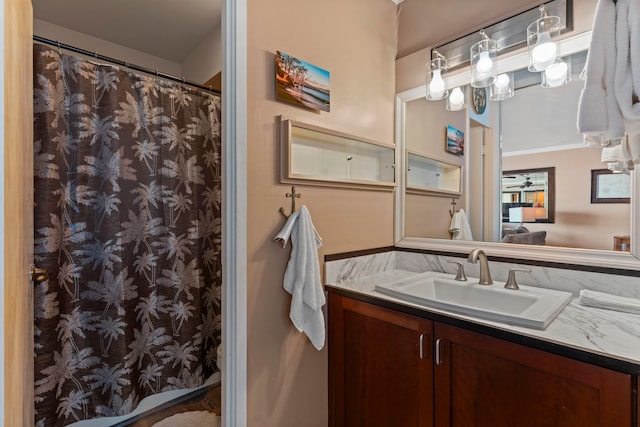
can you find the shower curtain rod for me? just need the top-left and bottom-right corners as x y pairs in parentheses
(33, 35), (220, 95)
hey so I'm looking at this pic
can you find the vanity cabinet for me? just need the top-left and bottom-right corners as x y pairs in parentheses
(328, 292), (433, 427)
(328, 293), (635, 427)
(433, 323), (632, 427)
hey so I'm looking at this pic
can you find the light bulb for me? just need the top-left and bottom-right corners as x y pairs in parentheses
(429, 69), (445, 99)
(544, 61), (568, 87)
(476, 51), (493, 74)
(531, 31), (557, 71)
(494, 73), (510, 91)
(449, 87), (464, 109)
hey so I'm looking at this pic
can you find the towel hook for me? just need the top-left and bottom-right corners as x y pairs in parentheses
(449, 198), (458, 218)
(279, 186), (301, 220)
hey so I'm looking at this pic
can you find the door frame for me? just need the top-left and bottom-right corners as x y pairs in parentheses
(2, 0), (249, 425)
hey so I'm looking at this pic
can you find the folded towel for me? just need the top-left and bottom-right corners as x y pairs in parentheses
(449, 209), (473, 241)
(282, 205), (325, 350)
(578, 289), (640, 315)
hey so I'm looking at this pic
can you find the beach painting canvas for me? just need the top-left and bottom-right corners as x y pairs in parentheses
(446, 125), (464, 156)
(276, 51), (330, 112)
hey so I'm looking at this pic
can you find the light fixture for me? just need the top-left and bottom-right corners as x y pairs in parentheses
(446, 86), (467, 111)
(489, 72), (514, 101)
(527, 5), (562, 72)
(541, 58), (571, 88)
(470, 30), (497, 88)
(426, 50), (448, 100)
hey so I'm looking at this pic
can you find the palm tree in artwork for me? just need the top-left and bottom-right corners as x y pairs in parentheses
(35, 213), (91, 300)
(166, 192), (193, 226)
(75, 113), (119, 146)
(77, 146), (137, 193)
(83, 362), (131, 408)
(131, 180), (164, 220)
(138, 363), (163, 394)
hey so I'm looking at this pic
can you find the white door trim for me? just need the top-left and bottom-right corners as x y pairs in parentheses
(222, 0), (247, 426)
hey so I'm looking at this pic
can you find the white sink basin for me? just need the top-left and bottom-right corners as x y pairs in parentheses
(374, 271), (572, 330)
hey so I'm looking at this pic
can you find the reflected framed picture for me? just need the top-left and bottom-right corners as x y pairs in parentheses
(445, 125), (464, 156)
(591, 169), (630, 203)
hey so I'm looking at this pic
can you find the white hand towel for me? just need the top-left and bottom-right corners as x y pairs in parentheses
(449, 209), (473, 241)
(578, 289), (640, 316)
(282, 205), (325, 350)
(273, 211), (299, 247)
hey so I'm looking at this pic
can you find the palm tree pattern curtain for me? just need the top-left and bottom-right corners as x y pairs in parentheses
(32, 44), (222, 427)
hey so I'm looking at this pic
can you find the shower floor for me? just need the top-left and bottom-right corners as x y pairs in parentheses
(117, 383), (221, 427)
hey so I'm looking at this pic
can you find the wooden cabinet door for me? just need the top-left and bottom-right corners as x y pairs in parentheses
(329, 293), (433, 427)
(434, 323), (633, 427)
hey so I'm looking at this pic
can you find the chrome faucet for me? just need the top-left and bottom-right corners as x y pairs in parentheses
(467, 248), (493, 285)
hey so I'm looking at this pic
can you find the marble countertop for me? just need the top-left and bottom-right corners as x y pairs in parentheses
(327, 269), (640, 369)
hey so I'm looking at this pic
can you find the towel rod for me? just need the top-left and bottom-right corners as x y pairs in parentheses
(279, 186), (301, 219)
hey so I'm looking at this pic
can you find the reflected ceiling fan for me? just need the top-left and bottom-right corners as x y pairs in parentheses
(506, 177), (543, 189)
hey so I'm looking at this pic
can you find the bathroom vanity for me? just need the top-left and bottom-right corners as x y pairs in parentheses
(325, 250), (640, 427)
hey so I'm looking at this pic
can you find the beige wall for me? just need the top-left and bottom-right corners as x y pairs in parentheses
(503, 148), (630, 250)
(246, 0), (397, 425)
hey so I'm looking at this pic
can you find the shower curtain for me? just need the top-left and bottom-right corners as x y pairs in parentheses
(32, 44), (222, 427)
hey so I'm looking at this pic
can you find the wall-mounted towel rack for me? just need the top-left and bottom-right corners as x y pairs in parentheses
(279, 186), (301, 219)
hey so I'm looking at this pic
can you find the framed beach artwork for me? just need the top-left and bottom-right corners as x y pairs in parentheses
(276, 51), (330, 112)
(445, 125), (464, 156)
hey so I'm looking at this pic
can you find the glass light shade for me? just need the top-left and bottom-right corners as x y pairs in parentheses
(527, 15), (561, 72)
(489, 72), (514, 101)
(471, 35), (497, 88)
(541, 58), (571, 88)
(426, 55), (448, 100)
(446, 86), (467, 111)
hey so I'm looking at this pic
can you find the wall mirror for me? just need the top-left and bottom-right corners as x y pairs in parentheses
(501, 167), (554, 223)
(395, 31), (640, 270)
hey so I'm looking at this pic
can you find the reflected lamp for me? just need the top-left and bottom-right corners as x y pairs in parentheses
(527, 5), (561, 72)
(446, 86), (467, 111)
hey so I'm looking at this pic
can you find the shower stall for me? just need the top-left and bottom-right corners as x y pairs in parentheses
(32, 42), (222, 426)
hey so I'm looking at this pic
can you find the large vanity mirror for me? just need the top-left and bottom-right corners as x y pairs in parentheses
(395, 31), (640, 269)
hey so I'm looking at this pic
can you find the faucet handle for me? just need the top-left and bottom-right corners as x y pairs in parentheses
(504, 268), (531, 290)
(447, 260), (468, 281)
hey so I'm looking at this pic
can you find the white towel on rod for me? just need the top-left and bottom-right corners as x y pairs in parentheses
(578, 0), (640, 171)
(578, 289), (640, 316)
(449, 209), (473, 241)
(577, 0), (623, 144)
(281, 205), (325, 350)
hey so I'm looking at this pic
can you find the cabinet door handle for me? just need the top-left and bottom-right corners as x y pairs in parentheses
(419, 333), (428, 359)
(435, 338), (444, 366)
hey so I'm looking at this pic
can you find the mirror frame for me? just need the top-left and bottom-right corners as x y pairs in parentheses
(394, 31), (640, 270)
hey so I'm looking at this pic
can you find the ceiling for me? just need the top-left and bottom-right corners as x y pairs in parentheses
(32, 0), (557, 66)
(396, 0), (543, 59)
(32, 0), (222, 62)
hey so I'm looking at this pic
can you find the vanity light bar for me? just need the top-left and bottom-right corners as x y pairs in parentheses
(433, 0), (573, 71)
